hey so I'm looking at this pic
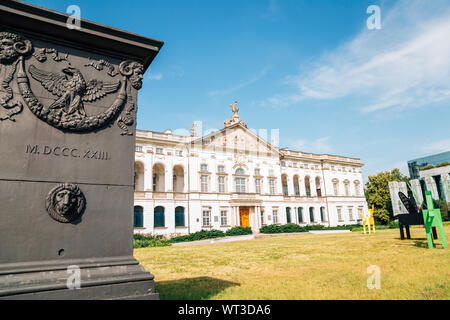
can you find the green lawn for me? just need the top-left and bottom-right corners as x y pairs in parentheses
(134, 225), (450, 300)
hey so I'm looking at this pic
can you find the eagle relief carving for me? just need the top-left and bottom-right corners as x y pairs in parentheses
(0, 31), (143, 133)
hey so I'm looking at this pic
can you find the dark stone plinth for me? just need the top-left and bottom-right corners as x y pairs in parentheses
(0, 0), (163, 299)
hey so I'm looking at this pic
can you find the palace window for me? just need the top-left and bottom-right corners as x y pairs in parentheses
(305, 176), (311, 197)
(272, 209), (279, 224)
(269, 179), (276, 195)
(200, 164), (208, 172)
(281, 161), (286, 167)
(261, 209), (264, 225)
(337, 207), (343, 222)
(268, 169), (274, 177)
(175, 206), (185, 227)
(220, 210), (228, 226)
(333, 179), (339, 196)
(316, 177), (322, 197)
(309, 207), (315, 223)
(201, 175), (208, 192)
(134, 206), (143, 228)
(175, 150), (183, 157)
(255, 178), (261, 194)
(156, 147), (163, 154)
(320, 207), (326, 222)
(298, 207), (304, 223)
(218, 176), (225, 193)
(154, 206), (165, 228)
(218, 165), (225, 173)
(286, 207), (292, 223)
(235, 168), (245, 175)
(348, 207), (354, 221)
(354, 181), (361, 196)
(254, 168), (261, 176)
(357, 207), (364, 220)
(235, 177), (246, 193)
(202, 210), (211, 227)
(135, 145), (143, 152)
(344, 180), (350, 196)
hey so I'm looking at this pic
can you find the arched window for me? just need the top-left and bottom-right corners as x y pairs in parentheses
(297, 207), (303, 223)
(309, 207), (315, 223)
(320, 207), (326, 222)
(315, 177), (322, 197)
(134, 206), (143, 228)
(354, 180), (361, 196)
(235, 168), (245, 175)
(344, 180), (350, 196)
(293, 175), (300, 196)
(305, 176), (311, 197)
(152, 163), (165, 192)
(154, 206), (165, 228)
(286, 207), (291, 223)
(282, 174), (289, 196)
(175, 206), (185, 227)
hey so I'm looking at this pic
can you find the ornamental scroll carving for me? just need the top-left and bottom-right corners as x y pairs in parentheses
(0, 31), (143, 133)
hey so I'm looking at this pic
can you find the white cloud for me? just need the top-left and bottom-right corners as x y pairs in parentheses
(147, 73), (163, 81)
(421, 139), (450, 155)
(209, 67), (268, 96)
(261, 0), (450, 111)
(288, 136), (333, 154)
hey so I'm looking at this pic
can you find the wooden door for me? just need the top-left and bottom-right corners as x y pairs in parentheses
(239, 208), (250, 228)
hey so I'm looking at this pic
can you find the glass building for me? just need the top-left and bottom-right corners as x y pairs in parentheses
(407, 151), (450, 179)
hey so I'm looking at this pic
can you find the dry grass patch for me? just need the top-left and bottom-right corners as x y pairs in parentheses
(134, 226), (450, 300)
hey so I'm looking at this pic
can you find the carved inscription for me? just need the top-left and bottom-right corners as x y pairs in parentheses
(26, 144), (111, 160)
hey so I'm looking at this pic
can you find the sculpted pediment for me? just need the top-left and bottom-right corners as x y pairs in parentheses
(191, 124), (279, 158)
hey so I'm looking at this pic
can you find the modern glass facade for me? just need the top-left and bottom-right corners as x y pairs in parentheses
(407, 151), (450, 179)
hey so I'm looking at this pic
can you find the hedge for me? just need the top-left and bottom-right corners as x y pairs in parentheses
(259, 223), (361, 234)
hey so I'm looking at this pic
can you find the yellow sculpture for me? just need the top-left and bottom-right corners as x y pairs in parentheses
(360, 205), (376, 234)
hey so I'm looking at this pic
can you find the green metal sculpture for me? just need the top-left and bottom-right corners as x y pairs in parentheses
(422, 191), (447, 249)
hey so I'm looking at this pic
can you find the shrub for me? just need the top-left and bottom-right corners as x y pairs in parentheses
(260, 223), (361, 234)
(133, 234), (171, 248)
(420, 164), (435, 171)
(225, 226), (252, 236)
(436, 161), (450, 168)
(169, 229), (225, 243)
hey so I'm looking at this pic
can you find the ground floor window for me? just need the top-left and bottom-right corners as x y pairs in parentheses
(337, 207), (343, 222)
(348, 207), (354, 221)
(261, 209), (264, 225)
(320, 207), (326, 222)
(220, 210), (228, 226)
(202, 210), (211, 227)
(175, 206), (185, 227)
(273, 209), (278, 224)
(154, 206), (165, 228)
(309, 207), (315, 223)
(134, 206), (143, 228)
(298, 207), (303, 223)
(286, 207), (291, 223)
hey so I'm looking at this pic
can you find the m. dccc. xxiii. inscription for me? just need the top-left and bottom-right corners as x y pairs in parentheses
(26, 144), (111, 160)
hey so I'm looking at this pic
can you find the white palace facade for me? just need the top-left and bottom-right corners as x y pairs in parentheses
(133, 107), (367, 236)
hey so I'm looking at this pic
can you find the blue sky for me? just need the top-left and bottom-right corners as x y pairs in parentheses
(24, 0), (450, 181)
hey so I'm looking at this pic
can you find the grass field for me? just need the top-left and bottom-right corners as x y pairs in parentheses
(134, 225), (450, 300)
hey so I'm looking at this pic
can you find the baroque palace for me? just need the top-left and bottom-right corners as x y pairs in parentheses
(133, 104), (367, 236)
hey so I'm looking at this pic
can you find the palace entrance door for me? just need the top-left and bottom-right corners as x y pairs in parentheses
(239, 208), (250, 227)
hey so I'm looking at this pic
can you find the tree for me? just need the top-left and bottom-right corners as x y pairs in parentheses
(364, 169), (409, 224)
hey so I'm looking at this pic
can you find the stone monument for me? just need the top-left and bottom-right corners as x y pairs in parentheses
(0, 1), (163, 299)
